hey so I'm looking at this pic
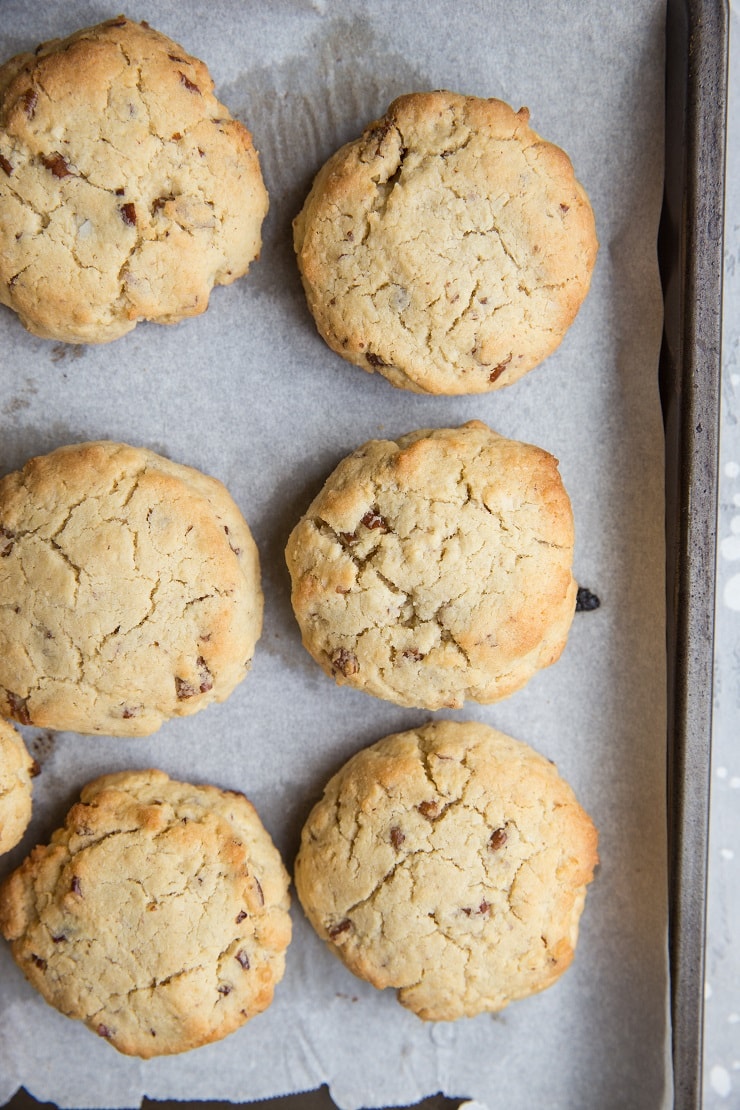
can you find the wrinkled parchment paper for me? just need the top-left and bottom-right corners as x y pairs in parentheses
(0, 1), (668, 1107)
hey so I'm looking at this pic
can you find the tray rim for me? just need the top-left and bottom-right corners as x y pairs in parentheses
(661, 0), (729, 1108)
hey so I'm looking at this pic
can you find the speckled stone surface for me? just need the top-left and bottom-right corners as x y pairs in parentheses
(703, 4), (740, 1105)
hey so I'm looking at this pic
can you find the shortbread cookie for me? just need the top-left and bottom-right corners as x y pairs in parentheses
(0, 441), (262, 736)
(0, 16), (268, 343)
(294, 90), (597, 394)
(0, 718), (36, 854)
(285, 421), (576, 709)
(0, 769), (291, 1056)
(295, 720), (598, 1020)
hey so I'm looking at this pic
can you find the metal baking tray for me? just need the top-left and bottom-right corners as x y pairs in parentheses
(1, 0), (729, 1107)
(662, 0), (728, 1107)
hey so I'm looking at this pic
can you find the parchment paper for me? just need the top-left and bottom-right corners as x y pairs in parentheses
(0, 1), (669, 1107)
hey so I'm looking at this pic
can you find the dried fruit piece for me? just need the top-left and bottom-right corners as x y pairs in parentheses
(196, 656), (213, 693)
(175, 658), (212, 699)
(41, 153), (73, 178)
(331, 648), (359, 677)
(361, 509), (389, 532)
(489, 354), (512, 382)
(20, 90), (37, 118)
(174, 677), (198, 700)
(6, 692), (31, 725)
(179, 72), (200, 94)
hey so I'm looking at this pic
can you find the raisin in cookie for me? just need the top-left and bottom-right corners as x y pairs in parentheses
(0, 769), (291, 1056)
(0, 441), (262, 736)
(0, 16), (268, 343)
(294, 90), (597, 394)
(285, 421), (576, 710)
(295, 720), (598, 1020)
(0, 718), (36, 854)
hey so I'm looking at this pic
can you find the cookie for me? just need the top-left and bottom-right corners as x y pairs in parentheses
(0, 768), (291, 1056)
(0, 718), (36, 854)
(293, 90), (598, 394)
(0, 16), (268, 343)
(295, 719), (598, 1020)
(285, 421), (576, 709)
(0, 441), (262, 736)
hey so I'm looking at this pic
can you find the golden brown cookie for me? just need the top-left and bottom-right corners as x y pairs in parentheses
(295, 719), (598, 1020)
(285, 421), (576, 709)
(0, 16), (268, 343)
(0, 769), (291, 1056)
(0, 441), (262, 736)
(0, 718), (36, 854)
(294, 90), (597, 393)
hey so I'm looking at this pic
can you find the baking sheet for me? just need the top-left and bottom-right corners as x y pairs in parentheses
(0, 1), (669, 1108)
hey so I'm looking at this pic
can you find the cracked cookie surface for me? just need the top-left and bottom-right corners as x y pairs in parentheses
(0, 440), (263, 736)
(285, 421), (576, 710)
(295, 719), (598, 1020)
(0, 768), (291, 1056)
(0, 15), (268, 343)
(294, 90), (598, 394)
(0, 718), (36, 854)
